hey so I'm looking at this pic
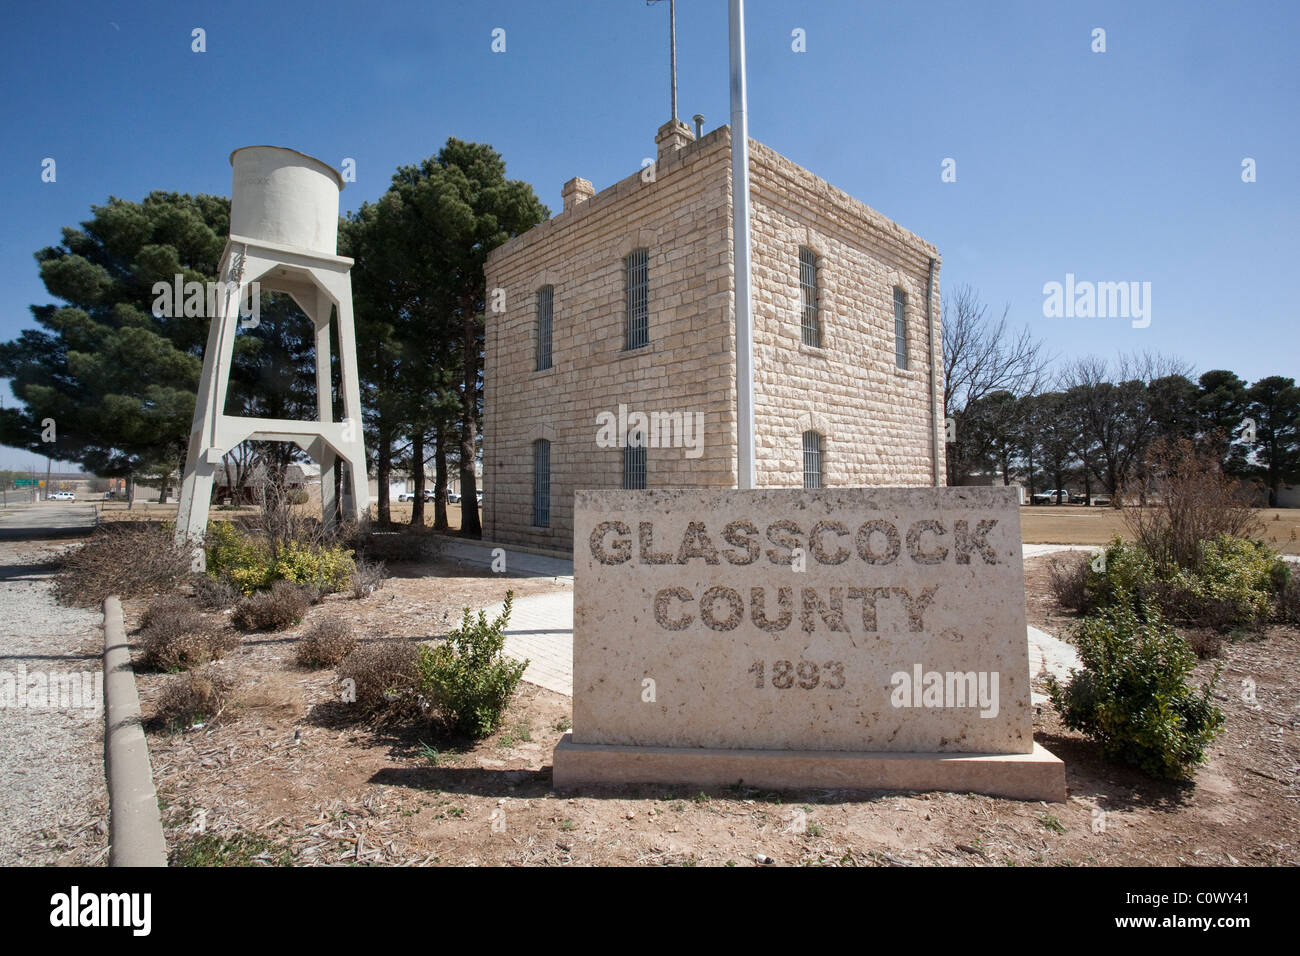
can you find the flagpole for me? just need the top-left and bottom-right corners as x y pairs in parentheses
(730, 0), (756, 490)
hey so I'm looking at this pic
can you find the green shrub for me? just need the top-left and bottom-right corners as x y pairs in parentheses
(204, 521), (355, 595)
(273, 540), (355, 594)
(1045, 597), (1223, 780)
(416, 591), (528, 738)
(1089, 534), (1286, 632)
(1085, 538), (1156, 610)
(205, 521), (274, 594)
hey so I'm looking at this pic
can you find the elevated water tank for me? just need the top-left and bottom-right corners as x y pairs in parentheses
(229, 146), (344, 256)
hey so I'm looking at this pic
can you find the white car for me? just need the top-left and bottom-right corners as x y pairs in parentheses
(48, 491), (76, 501)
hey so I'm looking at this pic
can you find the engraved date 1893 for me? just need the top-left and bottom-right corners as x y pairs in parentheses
(749, 660), (845, 690)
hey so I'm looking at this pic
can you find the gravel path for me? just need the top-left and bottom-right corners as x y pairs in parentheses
(0, 538), (109, 865)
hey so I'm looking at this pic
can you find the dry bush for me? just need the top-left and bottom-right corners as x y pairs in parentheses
(351, 558), (388, 599)
(55, 523), (192, 607)
(138, 595), (238, 672)
(337, 641), (422, 720)
(231, 580), (312, 632)
(1184, 628), (1225, 659)
(1277, 571), (1300, 625)
(1124, 438), (1261, 573)
(1047, 553), (1090, 613)
(191, 573), (240, 610)
(153, 666), (235, 730)
(139, 594), (204, 638)
(250, 469), (330, 553)
(296, 618), (357, 668)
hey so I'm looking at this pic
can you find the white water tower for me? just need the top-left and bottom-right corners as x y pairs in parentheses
(175, 146), (369, 544)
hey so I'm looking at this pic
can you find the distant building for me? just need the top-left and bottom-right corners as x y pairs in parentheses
(484, 121), (944, 552)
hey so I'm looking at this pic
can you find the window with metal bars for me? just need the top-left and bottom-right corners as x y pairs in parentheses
(535, 285), (553, 371)
(623, 433), (647, 490)
(799, 247), (820, 347)
(625, 248), (649, 350)
(893, 286), (908, 370)
(802, 431), (823, 489)
(532, 439), (550, 527)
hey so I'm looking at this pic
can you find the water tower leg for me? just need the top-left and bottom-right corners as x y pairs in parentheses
(330, 275), (369, 523)
(311, 290), (338, 532)
(175, 264), (244, 546)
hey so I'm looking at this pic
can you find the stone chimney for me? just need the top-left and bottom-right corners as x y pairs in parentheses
(655, 118), (695, 163)
(561, 176), (594, 213)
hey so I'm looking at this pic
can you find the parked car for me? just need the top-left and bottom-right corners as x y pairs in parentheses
(1031, 489), (1070, 505)
(48, 491), (76, 501)
(476, 492), (483, 506)
(422, 489), (437, 501)
(447, 492), (462, 504)
(396, 491), (414, 502)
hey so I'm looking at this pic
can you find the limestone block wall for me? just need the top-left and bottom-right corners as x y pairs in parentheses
(484, 129), (737, 552)
(747, 139), (945, 489)
(483, 127), (945, 553)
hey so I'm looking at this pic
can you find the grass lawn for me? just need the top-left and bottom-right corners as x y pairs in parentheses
(1020, 505), (1300, 554)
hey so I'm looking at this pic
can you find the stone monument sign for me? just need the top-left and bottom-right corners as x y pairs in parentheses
(552, 487), (1065, 800)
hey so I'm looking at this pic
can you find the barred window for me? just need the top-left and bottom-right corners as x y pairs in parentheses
(894, 286), (908, 370)
(535, 285), (553, 371)
(802, 431), (823, 489)
(799, 247), (820, 347)
(623, 429), (647, 490)
(625, 247), (649, 350)
(532, 439), (550, 527)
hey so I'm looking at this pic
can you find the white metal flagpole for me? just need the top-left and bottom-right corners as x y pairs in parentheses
(729, 0), (756, 490)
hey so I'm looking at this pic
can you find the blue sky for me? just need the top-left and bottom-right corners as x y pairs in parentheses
(1, 0), (1296, 469)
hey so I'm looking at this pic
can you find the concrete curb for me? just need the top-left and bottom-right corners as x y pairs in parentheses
(103, 596), (167, 867)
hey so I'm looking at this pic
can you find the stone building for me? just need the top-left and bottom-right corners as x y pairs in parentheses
(483, 120), (945, 553)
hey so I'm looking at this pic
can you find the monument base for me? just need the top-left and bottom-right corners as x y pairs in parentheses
(552, 736), (1065, 802)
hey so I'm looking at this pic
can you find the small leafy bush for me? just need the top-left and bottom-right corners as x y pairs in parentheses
(205, 521), (356, 595)
(205, 521), (274, 594)
(338, 641), (422, 719)
(231, 580), (311, 632)
(153, 666), (235, 730)
(1046, 597), (1223, 780)
(416, 591), (528, 738)
(273, 540), (355, 594)
(296, 618), (356, 668)
(1166, 536), (1285, 628)
(1085, 538), (1156, 610)
(1088, 534), (1286, 632)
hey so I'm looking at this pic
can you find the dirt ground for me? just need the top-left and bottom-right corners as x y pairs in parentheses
(127, 548), (1299, 867)
(1020, 505), (1300, 554)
